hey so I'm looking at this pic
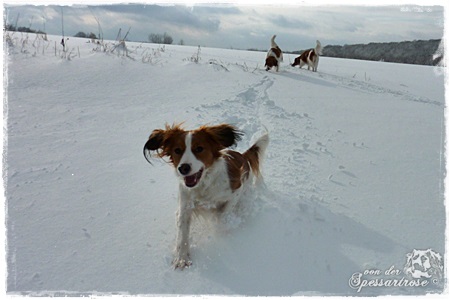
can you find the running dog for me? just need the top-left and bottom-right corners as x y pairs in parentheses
(143, 123), (269, 269)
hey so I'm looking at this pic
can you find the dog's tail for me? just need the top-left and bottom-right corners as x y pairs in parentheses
(270, 35), (278, 49)
(243, 133), (269, 177)
(315, 40), (323, 55)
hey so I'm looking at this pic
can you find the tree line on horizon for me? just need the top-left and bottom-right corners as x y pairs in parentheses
(4, 23), (442, 66)
(321, 39), (443, 66)
(4, 24), (45, 34)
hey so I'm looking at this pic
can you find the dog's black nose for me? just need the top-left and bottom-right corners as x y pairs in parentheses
(178, 164), (191, 175)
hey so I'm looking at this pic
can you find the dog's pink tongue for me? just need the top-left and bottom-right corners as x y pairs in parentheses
(184, 169), (203, 188)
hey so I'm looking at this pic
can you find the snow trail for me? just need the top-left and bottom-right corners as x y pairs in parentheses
(189, 75), (322, 198)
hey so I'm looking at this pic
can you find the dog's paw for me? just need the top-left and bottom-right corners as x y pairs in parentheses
(173, 255), (192, 270)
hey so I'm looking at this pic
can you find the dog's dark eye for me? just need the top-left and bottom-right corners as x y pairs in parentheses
(174, 148), (182, 155)
(194, 146), (203, 153)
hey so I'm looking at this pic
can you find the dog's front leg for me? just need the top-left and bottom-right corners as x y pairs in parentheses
(173, 189), (193, 269)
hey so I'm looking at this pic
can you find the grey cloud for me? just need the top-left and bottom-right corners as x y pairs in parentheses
(4, 4), (444, 50)
(268, 15), (313, 29)
(95, 4), (239, 32)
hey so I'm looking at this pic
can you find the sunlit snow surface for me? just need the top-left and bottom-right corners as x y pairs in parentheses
(3, 33), (446, 296)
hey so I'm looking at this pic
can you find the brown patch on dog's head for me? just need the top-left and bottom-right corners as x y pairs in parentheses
(291, 56), (302, 67)
(143, 123), (187, 165)
(182, 124), (243, 169)
(143, 123), (243, 168)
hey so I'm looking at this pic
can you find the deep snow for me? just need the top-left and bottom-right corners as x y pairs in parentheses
(2, 32), (447, 296)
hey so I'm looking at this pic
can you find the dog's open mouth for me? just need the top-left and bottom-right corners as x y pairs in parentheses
(184, 168), (203, 188)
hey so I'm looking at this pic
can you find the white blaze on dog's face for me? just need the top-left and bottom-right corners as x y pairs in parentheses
(176, 132), (206, 188)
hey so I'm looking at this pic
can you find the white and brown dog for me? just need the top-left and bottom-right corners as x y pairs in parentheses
(291, 40), (322, 72)
(143, 124), (269, 269)
(265, 35), (283, 72)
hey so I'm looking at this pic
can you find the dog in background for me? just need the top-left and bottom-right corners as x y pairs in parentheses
(265, 35), (283, 72)
(143, 123), (269, 269)
(291, 40), (322, 72)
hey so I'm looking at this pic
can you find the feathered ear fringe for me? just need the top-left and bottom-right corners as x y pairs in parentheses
(198, 124), (243, 149)
(143, 122), (186, 165)
(143, 139), (158, 165)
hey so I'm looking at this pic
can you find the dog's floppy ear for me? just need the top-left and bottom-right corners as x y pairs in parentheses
(205, 124), (243, 148)
(143, 129), (166, 164)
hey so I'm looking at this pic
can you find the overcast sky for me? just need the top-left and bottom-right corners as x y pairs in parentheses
(3, 1), (446, 51)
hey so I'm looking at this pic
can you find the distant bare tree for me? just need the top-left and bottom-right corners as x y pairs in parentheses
(163, 32), (173, 44)
(149, 32), (173, 44)
(149, 33), (162, 44)
(74, 32), (87, 38)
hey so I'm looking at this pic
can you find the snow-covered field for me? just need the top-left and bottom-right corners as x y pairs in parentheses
(3, 33), (446, 296)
